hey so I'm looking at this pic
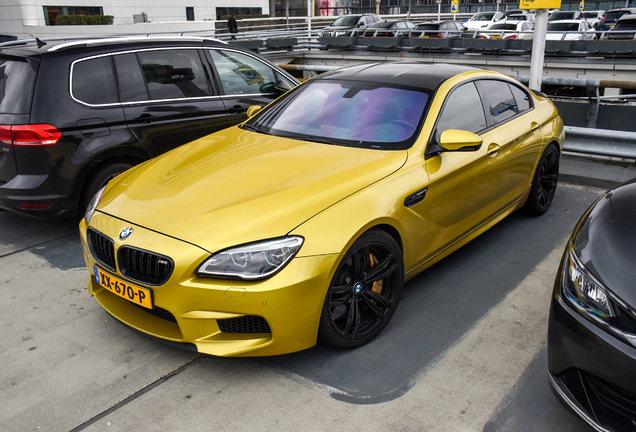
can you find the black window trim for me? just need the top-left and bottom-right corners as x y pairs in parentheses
(425, 77), (535, 159)
(203, 46), (297, 98)
(69, 46), (296, 108)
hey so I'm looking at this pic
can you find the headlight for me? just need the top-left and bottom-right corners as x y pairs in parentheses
(197, 236), (304, 280)
(84, 186), (106, 225)
(564, 250), (613, 318)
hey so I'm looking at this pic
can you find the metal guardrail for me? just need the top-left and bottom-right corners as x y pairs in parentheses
(564, 127), (636, 159)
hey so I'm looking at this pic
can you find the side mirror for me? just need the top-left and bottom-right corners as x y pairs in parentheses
(439, 129), (483, 152)
(247, 106), (262, 118)
(274, 79), (293, 93)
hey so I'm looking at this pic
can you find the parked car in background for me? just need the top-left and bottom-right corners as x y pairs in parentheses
(463, 11), (504, 31)
(548, 178), (636, 432)
(80, 62), (563, 357)
(548, 10), (582, 21)
(607, 13), (636, 39)
(410, 21), (465, 38)
(480, 21), (534, 39)
(321, 13), (382, 36)
(0, 36), (298, 219)
(504, 14), (534, 24)
(580, 10), (606, 28)
(502, 9), (535, 22)
(598, 7), (636, 32)
(546, 20), (596, 40)
(362, 19), (415, 37)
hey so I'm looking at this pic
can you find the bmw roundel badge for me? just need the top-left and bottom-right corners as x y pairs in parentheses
(119, 227), (133, 240)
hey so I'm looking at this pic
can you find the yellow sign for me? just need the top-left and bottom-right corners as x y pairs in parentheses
(519, 0), (561, 9)
(451, 0), (458, 13)
(579, 1), (585, 10)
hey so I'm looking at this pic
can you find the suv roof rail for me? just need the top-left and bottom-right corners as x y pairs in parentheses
(1, 34), (224, 52)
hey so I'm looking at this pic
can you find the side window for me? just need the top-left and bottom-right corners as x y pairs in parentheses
(435, 82), (487, 139)
(209, 49), (291, 95)
(135, 49), (211, 101)
(476, 80), (518, 124)
(509, 83), (532, 112)
(113, 53), (148, 102)
(72, 56), (118, 105)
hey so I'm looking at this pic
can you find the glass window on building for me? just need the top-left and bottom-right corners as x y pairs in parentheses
(43, 6), (104, 25)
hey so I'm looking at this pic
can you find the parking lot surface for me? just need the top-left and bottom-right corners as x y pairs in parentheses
(2, 153), (635, 432)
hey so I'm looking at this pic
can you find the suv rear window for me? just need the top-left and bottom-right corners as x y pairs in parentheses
(0, 58), (36, 114)
(72, 56), (118, 105)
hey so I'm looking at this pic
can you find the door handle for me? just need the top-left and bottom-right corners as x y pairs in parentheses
(135, 114), (157, 124)
(487, 143), (501, 155)
(531, 122), (540, 132)
(228, 105), (246, 114)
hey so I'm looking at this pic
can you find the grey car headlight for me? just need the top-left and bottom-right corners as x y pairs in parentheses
(197, 236), (304, 280)
(564, 249), (613, 319)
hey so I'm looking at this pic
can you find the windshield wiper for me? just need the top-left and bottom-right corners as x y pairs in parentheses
(301, 136), (344, 146)
(242, 123), (265, 134)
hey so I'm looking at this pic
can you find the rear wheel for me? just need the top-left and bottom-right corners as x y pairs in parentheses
(523, 144), (559, 216)
(318, 230), (404, 349)
(80, 162), (133, 216)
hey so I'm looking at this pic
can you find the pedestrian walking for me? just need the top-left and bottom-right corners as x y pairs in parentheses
(228, 15), (238, 41)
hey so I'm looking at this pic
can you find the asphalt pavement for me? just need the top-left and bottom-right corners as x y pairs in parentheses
(1, 152), (635, 432)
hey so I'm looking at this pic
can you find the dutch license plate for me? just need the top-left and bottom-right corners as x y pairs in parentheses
(94, 266), (152, 309)
(491, 35), (500, 39)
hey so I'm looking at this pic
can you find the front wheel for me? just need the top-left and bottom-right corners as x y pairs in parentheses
(523, 144), (560, 216)
(318, 230), (404, 349)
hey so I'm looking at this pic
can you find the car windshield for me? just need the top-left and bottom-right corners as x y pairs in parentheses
(548, 22), (579, 31)
(244, 80), (430, 150)
(550, 12), (575, 21)
(331, 16), (360, 26)
(507, 15), (527, 20)
(369, 21), (393, 29)
(471, 13), (495, 21)
(581, 12), (599, 19)
(605, 11), (630, 20)
(614, 19), (636, 29)
(0, 57), (36, 114)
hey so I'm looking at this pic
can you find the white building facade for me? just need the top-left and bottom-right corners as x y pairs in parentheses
(1, 0), (272, 39)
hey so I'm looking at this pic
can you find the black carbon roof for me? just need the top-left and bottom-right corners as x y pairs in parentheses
(318, 62), (480, 92)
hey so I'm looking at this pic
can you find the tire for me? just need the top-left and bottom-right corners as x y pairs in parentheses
(523, 144), (560, 216)
(318, 230), (404, 349)
(80, 162), (133, 216)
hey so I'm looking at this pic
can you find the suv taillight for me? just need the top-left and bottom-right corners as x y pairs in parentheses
(0, 124), (62, 146)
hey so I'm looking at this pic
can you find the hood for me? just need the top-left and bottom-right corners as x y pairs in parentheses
(574, 179), (636, 307)
(98, 127), (407, 253)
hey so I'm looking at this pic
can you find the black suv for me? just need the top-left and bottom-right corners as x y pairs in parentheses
(0, 36), (298, 218)
(321, 14), (382, 36)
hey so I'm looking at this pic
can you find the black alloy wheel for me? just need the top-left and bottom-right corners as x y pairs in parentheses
(318, 230), (404, 349)
(524, 144), (560, 216)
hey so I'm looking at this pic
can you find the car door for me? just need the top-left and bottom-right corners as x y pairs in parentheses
(115, 48), (230, 158)
(474, 80), (543, 212)
(206, 48), (296, 127)
(421, 80), (502, 259)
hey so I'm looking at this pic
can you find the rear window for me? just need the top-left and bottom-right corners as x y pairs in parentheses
(71, 56), (118, 105)
(0, 58), (36, 114)
(548, 23), (579, 31)
(491, 24), (517, 30)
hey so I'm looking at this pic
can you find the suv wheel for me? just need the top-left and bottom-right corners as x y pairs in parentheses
(80, 162), (133, 216)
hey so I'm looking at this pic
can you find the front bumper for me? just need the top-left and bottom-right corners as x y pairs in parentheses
(547, 253), (636, 432)
(80, 212), (338, 357)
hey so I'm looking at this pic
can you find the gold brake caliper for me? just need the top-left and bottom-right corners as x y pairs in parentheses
(370, 253), (383, 294)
